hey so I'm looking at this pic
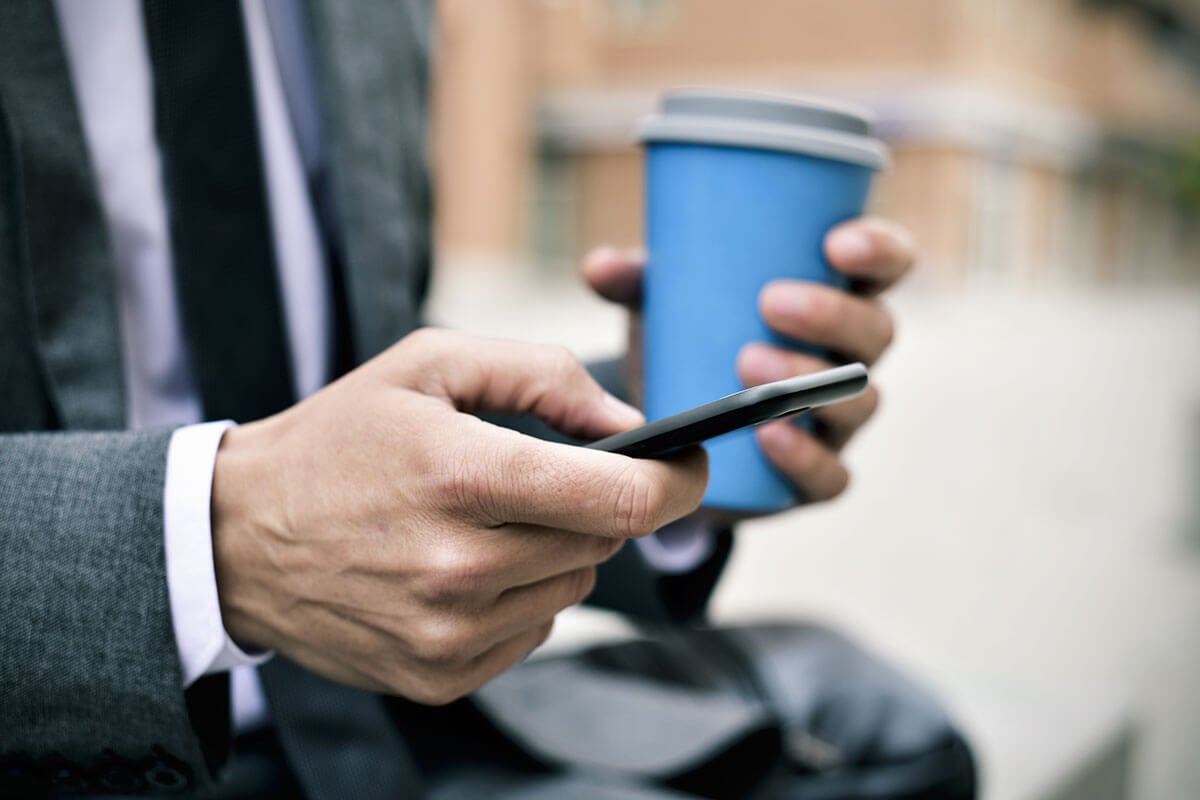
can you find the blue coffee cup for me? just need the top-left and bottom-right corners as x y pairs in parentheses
(637, 90), (889, 513)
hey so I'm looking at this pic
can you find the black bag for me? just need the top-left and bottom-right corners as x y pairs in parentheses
(417, 622), (977, 799)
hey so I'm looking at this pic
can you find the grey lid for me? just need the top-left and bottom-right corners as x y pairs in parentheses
(637, 89), (889, 170)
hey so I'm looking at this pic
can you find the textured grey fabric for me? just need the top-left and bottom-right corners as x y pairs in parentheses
(450, 625), (976, 800)
(0, 430), (210, 784)
(259, 656), (424, 800)
(0, 0), (211, 791)
(431, 770), (697, 800)
(303, 0), (434, 363)
(0, 2), (235, 793)
(474, 659), (777, 777)
(0, 0), (126, 431)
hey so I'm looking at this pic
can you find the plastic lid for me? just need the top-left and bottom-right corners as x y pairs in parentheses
(637, 89), (889, 170)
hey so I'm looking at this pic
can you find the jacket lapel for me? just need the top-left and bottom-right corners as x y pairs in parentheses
(0, 0), (434, 427)
(302, 0), (434, 364)
(0, 0), (126, 431)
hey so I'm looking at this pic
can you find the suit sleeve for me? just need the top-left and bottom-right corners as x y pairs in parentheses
(0, 429), (227, 795)
(484, 357), (735, 625)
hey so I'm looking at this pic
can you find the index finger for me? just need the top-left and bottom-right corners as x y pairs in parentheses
(824, 217), (916, 296)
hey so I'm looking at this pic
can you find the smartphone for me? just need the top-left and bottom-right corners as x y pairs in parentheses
(587, 362), (868, 459)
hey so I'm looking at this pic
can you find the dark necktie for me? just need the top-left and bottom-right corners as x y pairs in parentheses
(143, 0), (295, 423)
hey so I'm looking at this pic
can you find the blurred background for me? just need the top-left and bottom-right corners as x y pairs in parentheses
(423, 2), (1200, 798)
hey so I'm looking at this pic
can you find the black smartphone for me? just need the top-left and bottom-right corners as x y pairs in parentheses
(587, 362), (868, 459)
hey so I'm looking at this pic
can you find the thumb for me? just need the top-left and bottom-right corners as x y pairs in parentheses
(582, 246), (645, 309)
(395, 329), (645, 440)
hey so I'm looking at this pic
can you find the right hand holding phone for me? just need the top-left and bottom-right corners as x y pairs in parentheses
(209, 329), (708, 705)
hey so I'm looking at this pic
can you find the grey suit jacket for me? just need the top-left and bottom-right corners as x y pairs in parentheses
(0, 1), (728, 796)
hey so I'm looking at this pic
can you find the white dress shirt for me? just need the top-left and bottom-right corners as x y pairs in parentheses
(55, 0), (328, 730)
(54, 0), (710, 733)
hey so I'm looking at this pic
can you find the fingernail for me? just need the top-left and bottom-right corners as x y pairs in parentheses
(586, 245), (622, 267)
(829, 228), (871, 264)
(604, 392), (645, 426)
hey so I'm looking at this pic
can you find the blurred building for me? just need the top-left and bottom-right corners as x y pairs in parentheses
(432, 0), (1200, 286)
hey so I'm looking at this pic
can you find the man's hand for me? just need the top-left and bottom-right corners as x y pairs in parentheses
(210, 329), (708, 705)
(583, 216), (914, 509)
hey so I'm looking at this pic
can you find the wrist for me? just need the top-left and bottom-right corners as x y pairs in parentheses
(211, 418), (286, 650)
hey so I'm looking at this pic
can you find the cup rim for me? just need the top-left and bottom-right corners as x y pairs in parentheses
(637, 88), (890, 170)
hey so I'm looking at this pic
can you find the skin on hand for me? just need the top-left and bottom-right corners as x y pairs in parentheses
(582, 216), (915, 512)
(211, 328), (708, 705)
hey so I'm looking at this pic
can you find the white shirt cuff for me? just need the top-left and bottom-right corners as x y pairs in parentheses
(635, 517), (717, 575)
(164, 421), (273, 687)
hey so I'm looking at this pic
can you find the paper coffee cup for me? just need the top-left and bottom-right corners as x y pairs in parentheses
(638, 89), (889, 512)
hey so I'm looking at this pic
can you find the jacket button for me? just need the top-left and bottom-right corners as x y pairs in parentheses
(146, 747), (192, 793)
(49, 763), (90, 791)
(145, 763), (188, 793)
(98, 763), (143, 793)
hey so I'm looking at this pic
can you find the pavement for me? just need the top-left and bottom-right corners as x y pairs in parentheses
(426, 266), (1200, 800)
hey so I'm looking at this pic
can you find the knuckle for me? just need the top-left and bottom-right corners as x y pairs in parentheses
(431, 453), (494, 518)
(609, 466), (665, 538)
(400, 327), (447, 361)
(407, 672), (472, 706)
(420, 542), (491, 602)
(404, 326), (437, 347)
(411, 617), (474, 666)
(543, 343), (582, 381)
(431, 452), (475, 504)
